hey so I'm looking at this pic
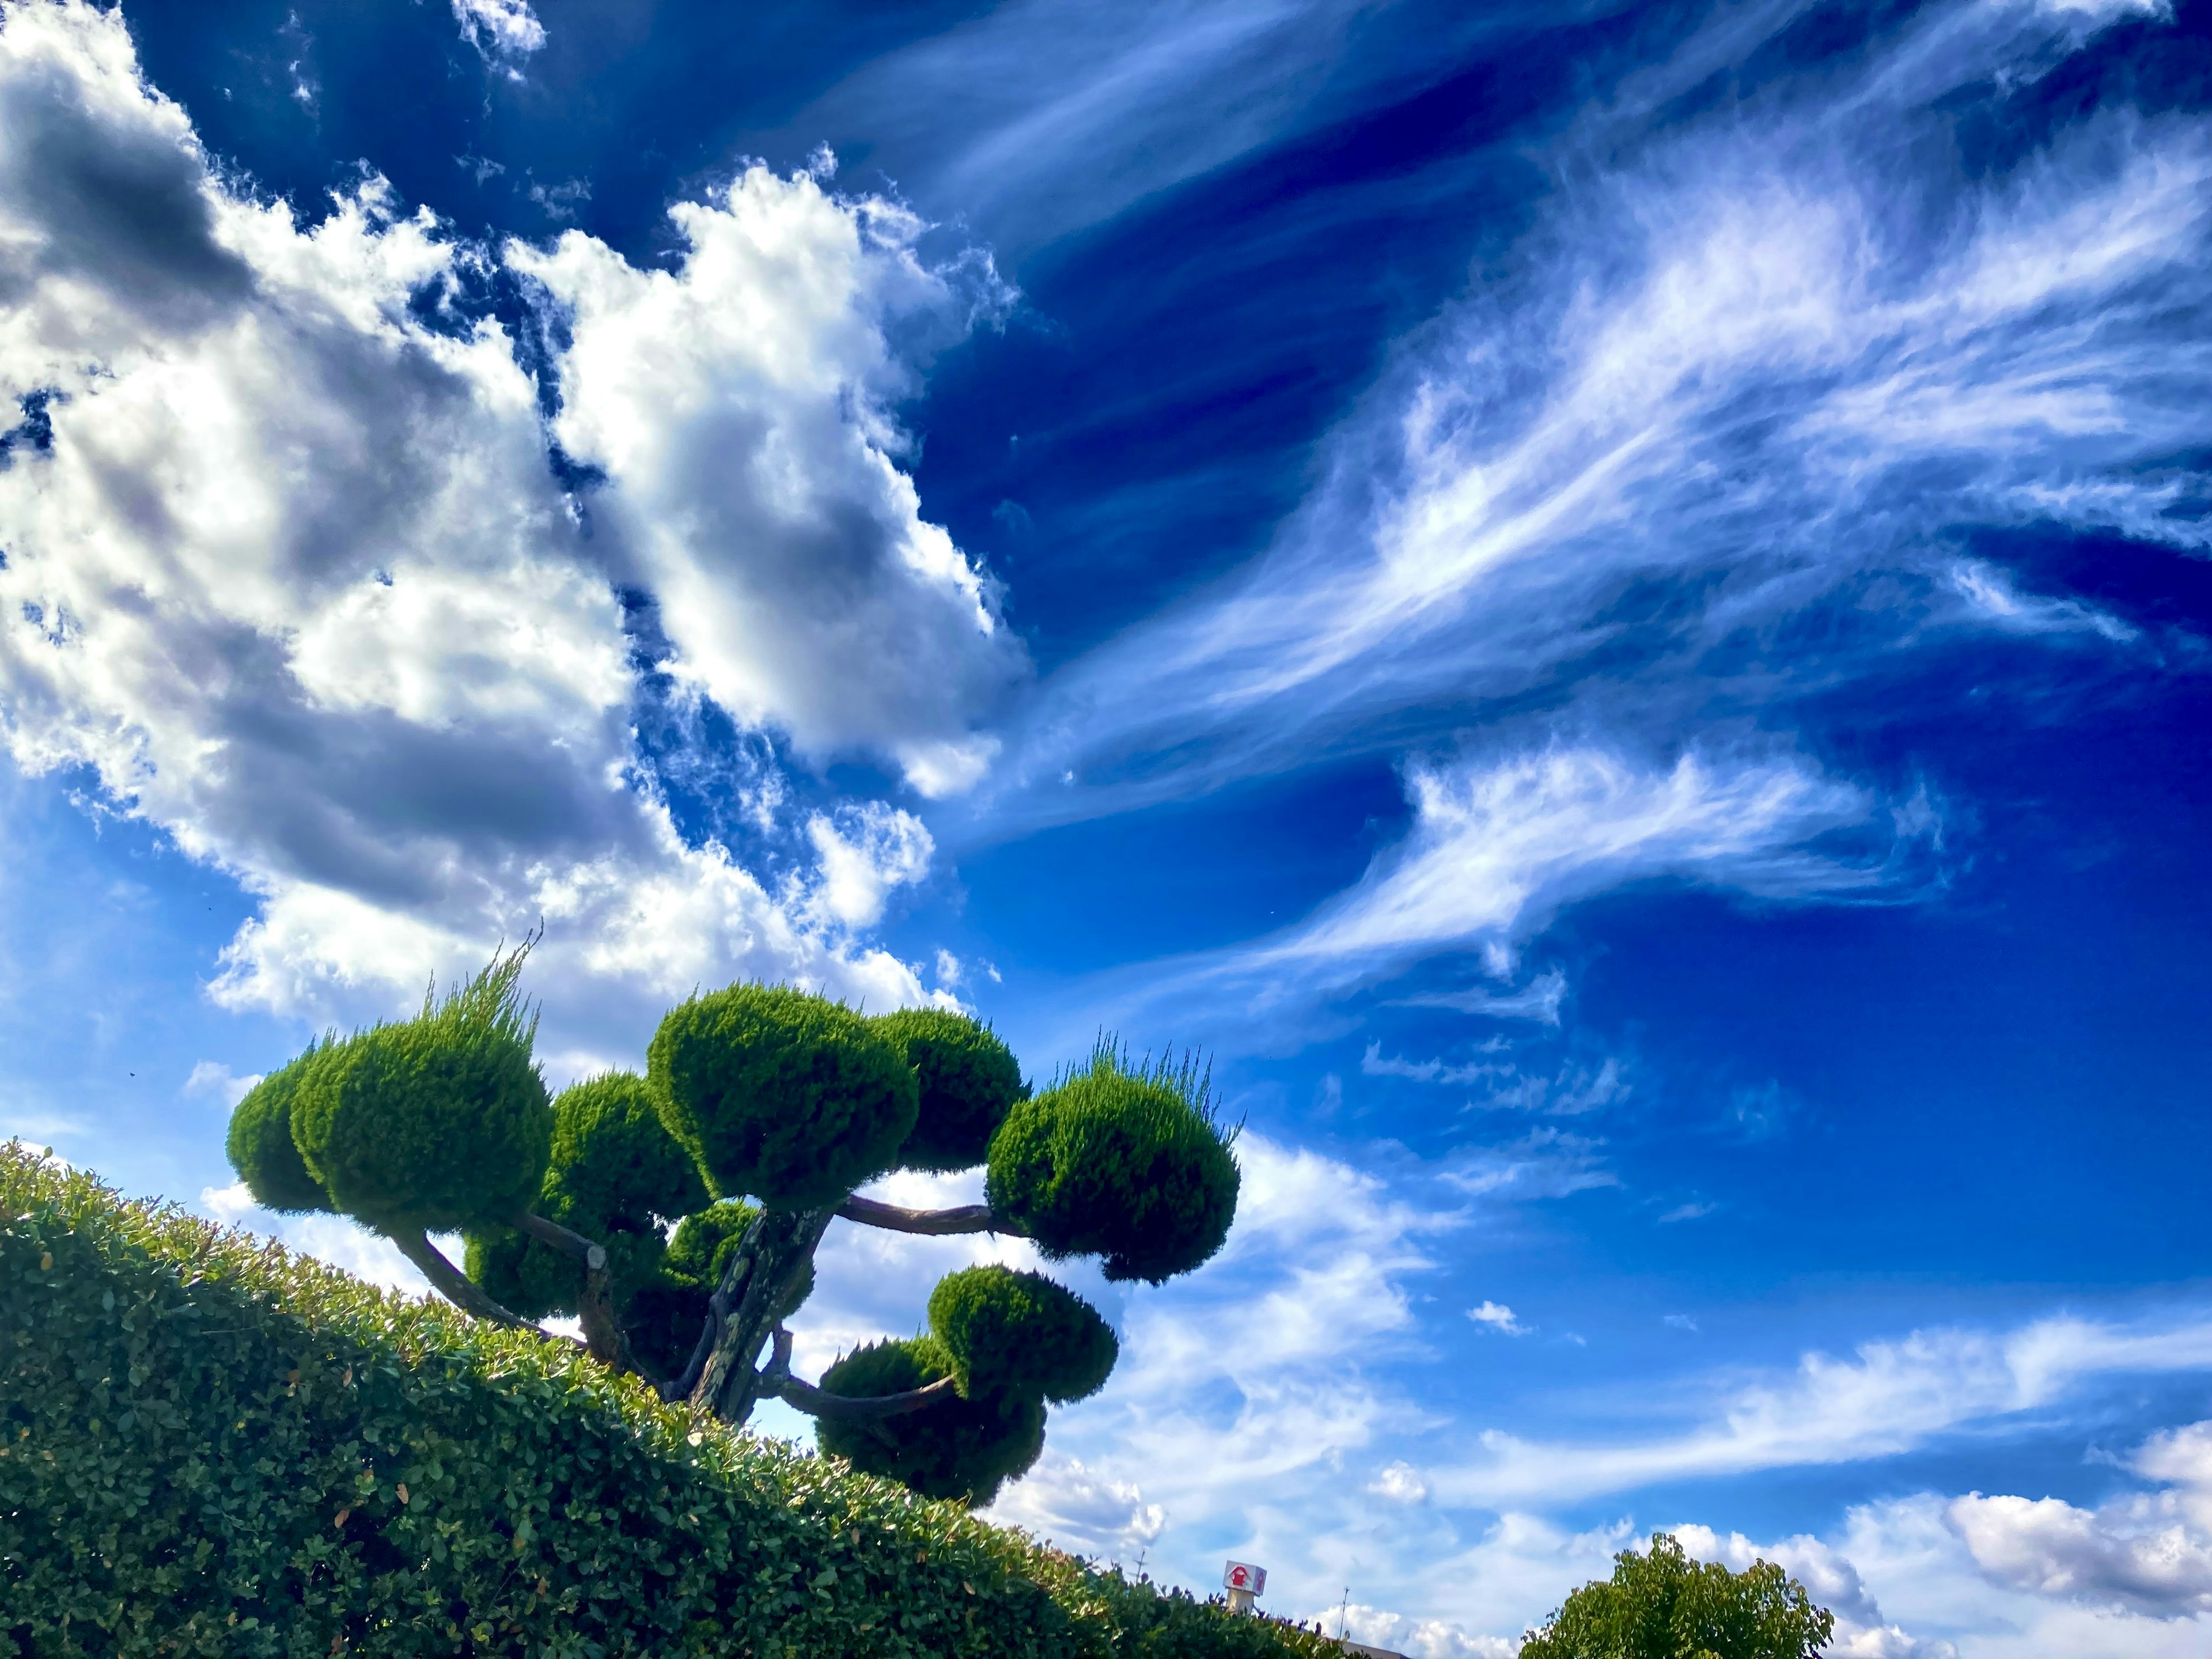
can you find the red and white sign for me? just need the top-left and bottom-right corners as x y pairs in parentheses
(1224, 1561), (1266, 1594)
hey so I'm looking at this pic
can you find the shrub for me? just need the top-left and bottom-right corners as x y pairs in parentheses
(872, 1007), (1028, 1173)
(464, 1072), (709, 1321)
(224, 1041), (336, 1215)
(814, 1336), (1047, 1507)
(649, 985), (918, 1208)
(930, 1266), (1119, 1404)
(0, 1144), (1334, 1659)
(988, 1046), (1239, 1283)
(290, 956), (552, 1234)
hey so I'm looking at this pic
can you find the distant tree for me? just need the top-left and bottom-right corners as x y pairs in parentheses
(1519, 1533), (1834, 1659)
(225, 946), (1240, 1506)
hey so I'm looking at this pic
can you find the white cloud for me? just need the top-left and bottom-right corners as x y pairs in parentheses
(1394, 968), (1567, 1025)
(452, 0), (547, 71)
(1669, 1525), (1953, 1659)
(1310, 1603), (1517, 1659)
(1075, 744), (1891, 1035)
(803, 802), (935, 931)
(1429, 1310), (2212, 1510)
(1370, 1460), (1429, 1503)
(183, 1060), (261, 1107)
(989, 1450), (1167, 1561)
(1265, 747), (1885, 977)
(1469, 1301), (1529, 1336)
(0, 2), (1013, 1050)
(989, 0), (2203, 829)
(1656, 1202), (1715, 1225)
(511, 170), (1021, 792)
(1944, 1421), (2212, 1619)
(1944, 560), (2139, 642)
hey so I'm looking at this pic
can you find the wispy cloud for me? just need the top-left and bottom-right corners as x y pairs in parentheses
(980, 0), (2202, 833)
(1074, 744), (1895, 1033)
(1431, 1310), (2212, 1509)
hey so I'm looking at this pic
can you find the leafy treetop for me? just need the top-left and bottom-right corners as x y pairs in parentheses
(1520, 1533), (1835, 1659)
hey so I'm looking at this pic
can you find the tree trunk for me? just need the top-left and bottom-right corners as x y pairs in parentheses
(688, 1204), (836, 1423)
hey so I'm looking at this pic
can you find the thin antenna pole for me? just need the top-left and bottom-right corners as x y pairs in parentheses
(1340, 1585), (1350, 1641)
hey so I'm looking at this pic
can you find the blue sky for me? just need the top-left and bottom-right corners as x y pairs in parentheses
(3, 0), (2211, 1650)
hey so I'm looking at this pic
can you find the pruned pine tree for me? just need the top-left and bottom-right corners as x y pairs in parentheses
(225, 949), (1240, 1507)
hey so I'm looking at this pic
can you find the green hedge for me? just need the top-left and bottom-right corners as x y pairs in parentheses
(0, 1144), (1331, 1658)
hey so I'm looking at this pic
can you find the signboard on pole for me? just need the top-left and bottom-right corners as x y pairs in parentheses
(1224, 1562), (1266, 1596)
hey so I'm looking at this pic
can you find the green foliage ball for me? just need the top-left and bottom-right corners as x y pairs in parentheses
(928, 1266), (1119, 1404)
(1519, 1533), (1835, 1659)
(664, 1198), (760, 1286)
(467, 1072), (714, 1319)
(291, 953), (552, 1235)
(648, 984), (918, 1209)
(986, 1047), (1239, 1283)
(870, 1007), (1028, 1173)
(814, 1336), (1046, 1508)
(223, 1042), (336, 1215)
(547, 1071), (711, 1234)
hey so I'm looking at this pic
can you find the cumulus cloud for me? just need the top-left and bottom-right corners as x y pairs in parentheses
(0, 2), (1017, 1052)
(1669, 1525), (1953, 1658)
(988, 1450), (1167, 1561)
(1468, 1301), (1529, 1336)
(1946, 1421), (2212, 1619)
(452, 0), (547, 73)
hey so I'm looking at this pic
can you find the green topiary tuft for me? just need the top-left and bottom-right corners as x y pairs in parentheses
(547, 1071), (713, 1235)
(986, 1043), (1240, 1283)
(928, 1266), (1119, 1404)
(813, 1336), (1046, 1508)
(871, 1007), (1028, 1173)
(465, 1072), (714, 1320)
(290, 949), (552, 1235)
(664, 1198), (762, 1286)
(648, 984), (918, 1209)
(224, 1041), (336, 1214)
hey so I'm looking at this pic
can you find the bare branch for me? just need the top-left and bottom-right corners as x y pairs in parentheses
(389, 1229), (532, 1328)
(663, 1301), (723, 1404)
(775, 1372), (960, 1420)
(835, 1195), (1026, 1237)
(512, 1211), (608, 1271)
(759, 1326), (961, 1420)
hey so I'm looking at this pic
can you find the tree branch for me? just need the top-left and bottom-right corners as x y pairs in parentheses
(389, 1229), (531, 1328)
(757, 1325), (960, 1421)
(775, 1372), (961, 1420)
(512, 1211), (608, 1270)
(688, 1205), (836, 1423)
(664, 1300), (724, 1404)
(509, 1211), (636, 1373)
(834, 1195), (1026, 1237)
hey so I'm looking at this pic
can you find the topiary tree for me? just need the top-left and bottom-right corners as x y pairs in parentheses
(226, 949), (1241, 1508)
(1520, 1533), (1835, 1659)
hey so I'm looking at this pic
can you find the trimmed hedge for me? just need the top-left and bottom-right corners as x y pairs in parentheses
(0, 1145), (1331, 1658)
